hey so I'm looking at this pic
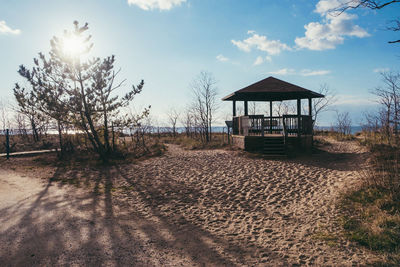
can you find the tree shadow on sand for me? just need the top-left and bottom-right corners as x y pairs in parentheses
(0, 160), (284, 266)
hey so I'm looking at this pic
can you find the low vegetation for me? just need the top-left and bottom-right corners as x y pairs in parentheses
(1, 131), (166, 162)
(314, 129), (356, 141)
(0, 133), (54, 154)
(161, 132), (230, 150)
(340, 133), (400, 265)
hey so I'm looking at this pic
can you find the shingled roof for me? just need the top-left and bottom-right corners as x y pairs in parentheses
(222, 76), (324, 101)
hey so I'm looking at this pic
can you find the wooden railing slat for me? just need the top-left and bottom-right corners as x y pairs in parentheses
(232, 115), (313, 136)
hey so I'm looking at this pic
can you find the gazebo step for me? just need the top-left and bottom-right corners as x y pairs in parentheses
(263, 151), (286, 156)
(264, 145), (284, 149)
(263, 136), (286, 155)
(264, 141), (284, 144)
(263, 146), (284, 151)
(263, 148), (285, 153)
(263, 151), (285, 155)
(264, 141), (284, 145)
(264, 137), (284, 144)
(263, 146), (285, 153)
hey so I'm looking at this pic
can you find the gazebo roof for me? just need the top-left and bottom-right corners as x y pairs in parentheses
(222, 76), (324, 101)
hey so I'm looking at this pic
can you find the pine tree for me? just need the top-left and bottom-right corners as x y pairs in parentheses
(16, 21), (147, 161)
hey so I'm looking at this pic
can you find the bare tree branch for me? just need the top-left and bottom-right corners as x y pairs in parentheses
(331, 0), (400, 44)
(313, 84), (337, 126)
(190, 71), (218, 142)
(166, 107), (180, 137)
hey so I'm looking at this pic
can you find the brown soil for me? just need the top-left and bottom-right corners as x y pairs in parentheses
(0, 138), (380, 266)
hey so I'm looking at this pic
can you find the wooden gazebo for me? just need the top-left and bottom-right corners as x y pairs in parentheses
(222, 76), (324, 154)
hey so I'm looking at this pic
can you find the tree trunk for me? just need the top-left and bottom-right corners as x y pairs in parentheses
(30, 118), (39, 142)
(78, 74), (107, 161)
(111, 122), (115, 152)
(57, 120), (64, 157)
(103, 110), (111, 154)
(209, 119), (212, 142)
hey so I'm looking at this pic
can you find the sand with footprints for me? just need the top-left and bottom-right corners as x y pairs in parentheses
(0, 139), (380, 266)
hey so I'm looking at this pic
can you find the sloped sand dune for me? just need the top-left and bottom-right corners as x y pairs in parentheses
(0, 139), (378, 266)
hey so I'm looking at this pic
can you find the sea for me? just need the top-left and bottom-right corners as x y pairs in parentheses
(314, 126), (363, 135)
(1, 126), (364, 135)
(177, 126), (364, 135)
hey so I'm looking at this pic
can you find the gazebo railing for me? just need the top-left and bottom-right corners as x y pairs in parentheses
(233, 115), (313, 136)
(282, 115), (313, 135)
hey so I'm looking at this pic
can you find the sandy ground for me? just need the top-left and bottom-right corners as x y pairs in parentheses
(0, 138), (380, 266)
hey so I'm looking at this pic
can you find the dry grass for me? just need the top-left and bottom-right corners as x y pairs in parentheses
(339, 134), (400, 265)
(314, 130), (356, 141)
(117, 136), (167, 160)
(161, 133), (230, 150)
(0, 134), (57, 153)
(0, 132), (166, 163)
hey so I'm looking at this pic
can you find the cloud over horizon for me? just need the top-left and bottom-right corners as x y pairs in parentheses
(0, 21), (21, 35)
(127, 0), (186, 10)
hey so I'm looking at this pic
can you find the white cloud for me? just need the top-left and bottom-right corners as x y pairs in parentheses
(127, 0), (186, 10)
(232, 32), (291, 55)
(231, 39), (251, 52)
(373, 67), (390, 73)
(268, 68), (331, 76)
(300, 69), (331, 76)
(0, 21), (20, 35)
(253, 55), (272, 66)
(216, 54), (229, 62)
(253, 56), (264, 66)
(295, 0), (369, 50)
(268, 68), (296, 75)
(314, 0), (346, 15)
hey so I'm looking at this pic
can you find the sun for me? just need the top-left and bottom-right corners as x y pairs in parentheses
(62, 35), (85, 57)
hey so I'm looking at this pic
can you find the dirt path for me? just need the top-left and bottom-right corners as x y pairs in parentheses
(0, 140), (379, 266)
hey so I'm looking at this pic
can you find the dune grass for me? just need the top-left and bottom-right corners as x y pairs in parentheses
(339, 135), (400, 265)
(314, 129), (356, 141)
(341, 188), (400, 251)
(161, 133), (230, 150)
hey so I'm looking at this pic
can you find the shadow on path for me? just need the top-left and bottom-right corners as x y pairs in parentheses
(0, 158), (280, 266)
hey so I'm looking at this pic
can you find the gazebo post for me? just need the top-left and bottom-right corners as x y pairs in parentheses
(244, 101), (248, 116)
(297, 98), (301, 138)
(233, 101), (236, 117)
(309, 97), (313, 147)
(269, 101), (273, 134)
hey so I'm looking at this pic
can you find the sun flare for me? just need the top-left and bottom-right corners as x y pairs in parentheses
(62, 35), (85, 57)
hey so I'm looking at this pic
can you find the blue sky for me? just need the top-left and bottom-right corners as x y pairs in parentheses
(0, 0), (399, 126)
